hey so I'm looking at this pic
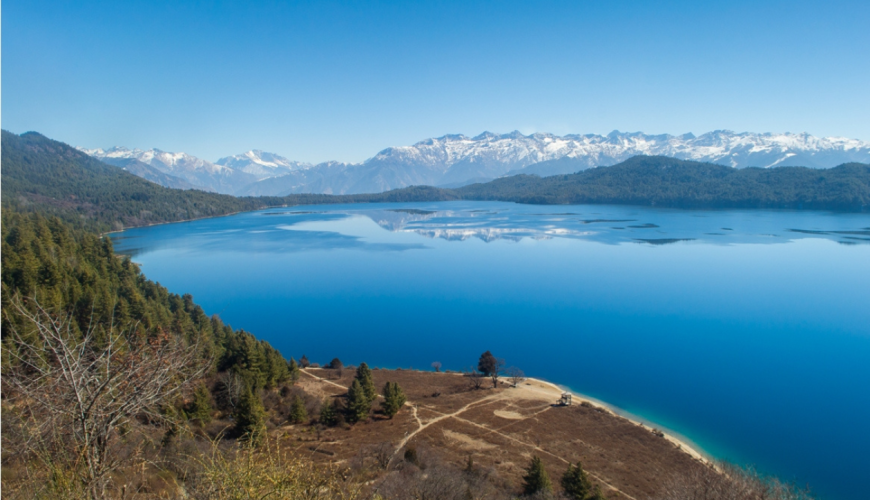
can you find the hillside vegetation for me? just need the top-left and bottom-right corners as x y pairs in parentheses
(1, 130), (455, 233)
(0, 130), (826, 498)
(0, 131), (287, 232)
(456, 156), (870, 210)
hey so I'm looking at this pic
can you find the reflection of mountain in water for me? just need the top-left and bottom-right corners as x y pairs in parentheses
(358, 209), (598, 242)
(350, 206), (870, 246)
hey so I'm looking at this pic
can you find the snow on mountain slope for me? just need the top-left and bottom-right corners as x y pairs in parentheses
(97, 157), (205, 191)
(215, 150), (312, 179)
(80, 147), (257, 193)
(80, 130), (870, 196)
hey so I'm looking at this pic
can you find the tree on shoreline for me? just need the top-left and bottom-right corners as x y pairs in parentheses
(328, 358), (344, 378)
(478, 351), (505, 388)
(507, 366), (526, 388)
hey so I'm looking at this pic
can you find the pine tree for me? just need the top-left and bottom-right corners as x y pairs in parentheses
(588, 484), (607, 500)
(288, 357), (300, 383)
(478, 351), (497, 376)
(289, 395), (308, 424)
(522, 456), (552, 496)
(346, 379), (372, 423)
(381, 381), (407, 419)
(234, 385), (266, 443)
(300, 355), (310, 368)
(561, 461), (592, 499)
(355, 362), (377, 402)
(187, 383), (213, 426)
(319, 398), (338, 426)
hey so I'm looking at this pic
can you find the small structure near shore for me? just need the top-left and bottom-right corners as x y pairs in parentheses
(559, 392), (572, 406)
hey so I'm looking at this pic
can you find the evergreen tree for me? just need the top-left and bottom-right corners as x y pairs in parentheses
(561, 462), (592, 499)
(346, 379), (372, 423)
(381, 381), (407, 419)
(319, 398), (338, 426)
(588, 484), (607, 500)
(522, 456), (552, 496)
(300, 355), (310, 368)
(187, 383), (213, 426)
(289, 395), (308, 424)
(233, 385), (266, 443)
(288, 357), (300, 384)
(355, 362), (377, 402)
(478, 351), (497, 376)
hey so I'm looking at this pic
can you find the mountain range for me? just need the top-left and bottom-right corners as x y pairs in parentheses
(80, 130), (870, 196)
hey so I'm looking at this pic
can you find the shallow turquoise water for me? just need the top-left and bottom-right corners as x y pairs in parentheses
(111, 202), (870, 500)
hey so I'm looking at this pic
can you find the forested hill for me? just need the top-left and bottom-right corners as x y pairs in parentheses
(5, 130), (868, 236)
(455, 156), (870, 210)
(1, 130), (456, 232)
(1, 130), (286, 232)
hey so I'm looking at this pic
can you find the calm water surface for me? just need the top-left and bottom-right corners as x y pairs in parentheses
(112, 202), (870, 500)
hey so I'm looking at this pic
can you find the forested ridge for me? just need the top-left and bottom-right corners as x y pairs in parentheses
(1, 130), (453, 233)
(0, 210), (294, 390)
(0, 130), (287, 232)
(1, 132), (307, 497)
(456, 156), (870, 210)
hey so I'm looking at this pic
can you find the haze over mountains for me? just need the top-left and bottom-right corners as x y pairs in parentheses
(80, 130), (870, 196)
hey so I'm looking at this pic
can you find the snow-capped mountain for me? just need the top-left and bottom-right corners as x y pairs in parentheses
(80, 130), (870, 196)
(215, 150), (312, 179)
(80, 147), (257, 193)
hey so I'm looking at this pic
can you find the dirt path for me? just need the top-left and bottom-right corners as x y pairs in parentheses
(449, 414), (636, 500)
(390, 393), (503, 461)
(300, 370), (637, 499)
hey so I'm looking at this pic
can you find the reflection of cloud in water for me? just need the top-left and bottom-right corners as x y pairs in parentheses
(111, 203), (870, 258)
(343, 207), (870, 246)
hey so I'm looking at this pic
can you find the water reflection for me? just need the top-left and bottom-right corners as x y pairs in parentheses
(338, 205), (870, 246)
(111, 202), (870, 259)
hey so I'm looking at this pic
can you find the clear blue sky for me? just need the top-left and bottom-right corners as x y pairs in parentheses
(3, 0), (869, 163)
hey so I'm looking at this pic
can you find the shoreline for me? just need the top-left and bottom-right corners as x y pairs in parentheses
(101, 208), (271, 237)
(519, 375), (714, 467)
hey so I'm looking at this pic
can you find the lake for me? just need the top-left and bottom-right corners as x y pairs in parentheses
(111, 201), (870, 500)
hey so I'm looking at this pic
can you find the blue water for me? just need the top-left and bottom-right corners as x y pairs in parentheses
(111, 202), (870, 500)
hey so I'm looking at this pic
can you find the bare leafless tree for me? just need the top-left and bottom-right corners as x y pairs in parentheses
(651, 462), (815, 500)
(490, 358), (505, 388)
(218, 371), (245, 410)
(465, 368), (486, 390)
(368, 441), (395, 470)
(3, 296), (209, 498)
(506, 367), (525, 388)
(431, 361), (442, 372)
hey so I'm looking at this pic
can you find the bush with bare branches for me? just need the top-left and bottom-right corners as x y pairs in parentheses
(649, 463), (815, 500)
(2, 296), (209, 498)
(507, 366), (526, 387)
(186, 438), (363, 500)
(465, 367), (486, 390)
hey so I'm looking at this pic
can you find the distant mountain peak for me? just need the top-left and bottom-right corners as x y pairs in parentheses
(80, 130), (870, 197)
